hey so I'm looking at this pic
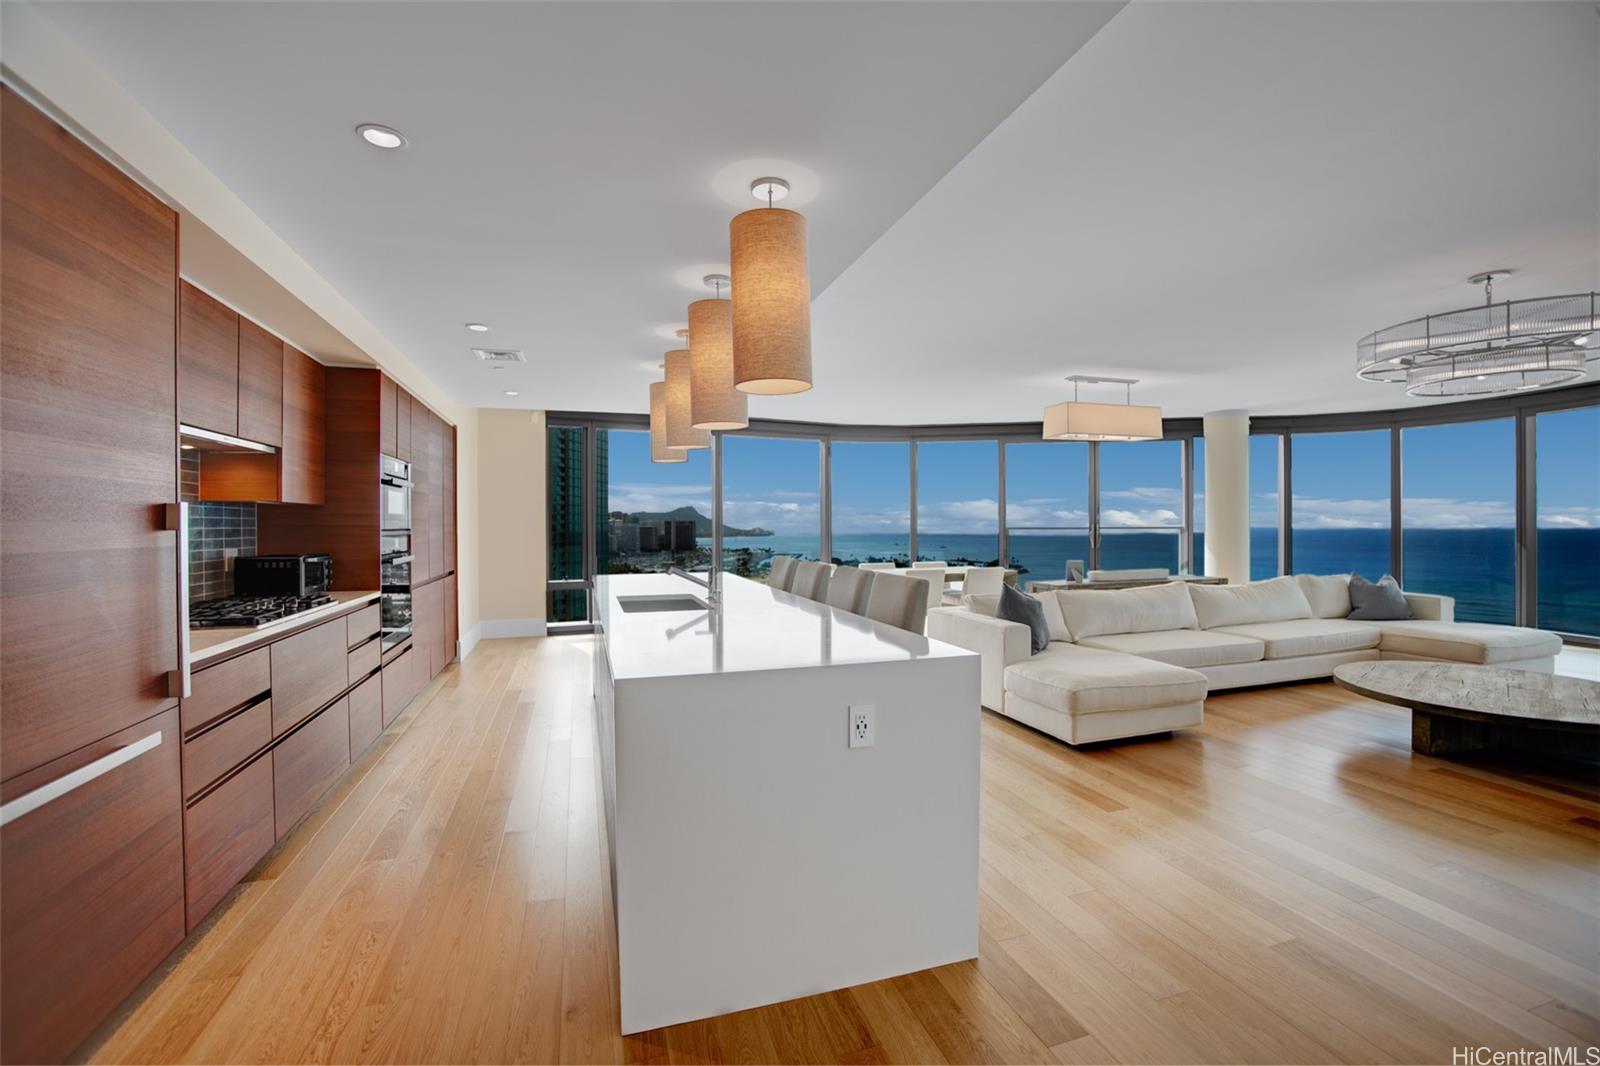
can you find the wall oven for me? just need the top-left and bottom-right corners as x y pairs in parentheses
(381, 455), (411, 533)
(381, 533), (412, 650)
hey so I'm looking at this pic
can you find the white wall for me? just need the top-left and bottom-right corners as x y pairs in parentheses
(476, 409), (548, 639)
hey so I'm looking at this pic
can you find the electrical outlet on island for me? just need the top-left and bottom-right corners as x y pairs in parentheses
(848, 704), (876, 749)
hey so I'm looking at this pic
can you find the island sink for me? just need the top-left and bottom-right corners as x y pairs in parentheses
(616, 593), (709, 614)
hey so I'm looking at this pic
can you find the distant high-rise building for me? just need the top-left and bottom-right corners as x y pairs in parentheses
(639, 524), (660, 552)
(668, 520), (697, 551)
(547, 425), (585, 622)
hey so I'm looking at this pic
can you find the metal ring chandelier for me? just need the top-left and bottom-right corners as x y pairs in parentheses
(1357, 272), (1596, 397)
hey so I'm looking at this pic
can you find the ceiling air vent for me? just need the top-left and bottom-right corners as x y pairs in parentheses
(472, 347), (526, 364)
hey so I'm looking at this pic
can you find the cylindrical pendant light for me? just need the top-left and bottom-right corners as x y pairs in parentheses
(664, 346), (709, 450)
(690, 275), (747, 430)
(731, 178), (811, 394)
(649, 379), (687, 463)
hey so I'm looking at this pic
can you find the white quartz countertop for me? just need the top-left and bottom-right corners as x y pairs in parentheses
(191, 590), (381, 666)
(594, 572), (973, 682)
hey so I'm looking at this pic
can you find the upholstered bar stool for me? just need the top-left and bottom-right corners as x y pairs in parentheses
(912, 560), (948, 568)
(902, 566), (945, 617)
(790, 560), (831, 602)
(863, 571), (929, 633)
(825, 566), (874, 614)
(961, 566), (1006, 598)
(768, 555), (798, 591)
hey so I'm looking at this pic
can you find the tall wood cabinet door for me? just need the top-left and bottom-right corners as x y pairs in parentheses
(443, 574), (458, 671)
(237, 316), (283, 447)
(177, 279), (238, 435)
(395, 388), (412, 461)
(1, 86), (180, 781)
(428, 411), (446, 579)
(443, 424), (456, 573)
(280, 343), (325, 504)
(412, 406), (433, 585)
(379, 374), (398, 457)
(0, 707), (184, 1065)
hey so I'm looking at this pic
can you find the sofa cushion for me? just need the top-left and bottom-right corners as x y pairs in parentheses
(1076, 629), (1266, 669)
(964, 593), (1001, 616)
(997, 584), (1050, 655)
(1190, 576), (1313, 629)
(1348, 574), (1411, 620)
(1370, 620), (1563, 664)
(1295, 574), (1352, 619)
(1211, 618), (1379, 659)
(1053, 582), (1197, 640)
(1004, 646), (1207, 717)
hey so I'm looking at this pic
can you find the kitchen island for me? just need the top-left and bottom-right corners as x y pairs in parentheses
(592, 571), (981, 1033)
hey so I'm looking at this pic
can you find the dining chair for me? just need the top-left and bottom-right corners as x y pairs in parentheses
(961, 566), (1006, 598)
(790, 560), (831, 602)
(901, 566), (946, 617)
(825, 566), (874, 614)
(912, 560), (948, 568)
(1086, 568), (1169, 582)
(768, 555), (799, 591)
(858, 562), (898, 572)
(863, 571), (928, 634)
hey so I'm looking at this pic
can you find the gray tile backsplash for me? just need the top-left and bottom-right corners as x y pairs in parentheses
(182, 451), (258, 602)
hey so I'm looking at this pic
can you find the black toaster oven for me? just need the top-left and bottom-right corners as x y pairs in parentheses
(232, 553), (333, 598)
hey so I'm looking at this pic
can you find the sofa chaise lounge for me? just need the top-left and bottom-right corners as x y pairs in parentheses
(926, 574), (1562, 746)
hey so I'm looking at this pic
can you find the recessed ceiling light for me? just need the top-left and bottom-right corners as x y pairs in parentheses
(750, 177), (790, 204)
(504, 390), (519, 397)
(357, 124), (406, 150)
(1577, 332), (1593, 347)
(180, 443), (196, 451)
(466, 322), (490, 333)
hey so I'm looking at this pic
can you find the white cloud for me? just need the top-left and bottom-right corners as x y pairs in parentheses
(1539, 507), (1600, 529)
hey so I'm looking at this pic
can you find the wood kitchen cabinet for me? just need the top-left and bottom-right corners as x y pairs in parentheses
(183, 753), (273, 930)
(178, 279), (240, 435)
(443, 422), (457, 572)
(396, 387), (412, 461)
(444, 574), (459, 669)
(269, 617), (348, 736)
(0, 708), (185, 1065)
(382, 642), (418, 727)
(273, 696), (350, 839)
(379, 372), (399, 456)
(280, 343), (326, 504)
(237, 316), (284, 447)
(1, 86), (180, 782)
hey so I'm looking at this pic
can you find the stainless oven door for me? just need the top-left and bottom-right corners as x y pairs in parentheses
(381, 477), (411, 532)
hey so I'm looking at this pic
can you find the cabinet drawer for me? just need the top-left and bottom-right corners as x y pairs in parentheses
(182, 697), (271, 799)
(1, 708), (184, 1065)
(183, 753), (273, 931)
(348, 673), (383, 759)
(273, 698), (349, 839)
(382, 646), (415, 727)
(269, 618), (347, 736)
(346, 604), (381, 648)
(347, 636), (381, 686)
(182, 646), (270, 734)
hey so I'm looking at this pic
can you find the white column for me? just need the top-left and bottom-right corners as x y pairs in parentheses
(1203, 411), (1251, 583)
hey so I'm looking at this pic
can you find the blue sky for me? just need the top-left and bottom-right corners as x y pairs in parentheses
(600, 407), (1599, 535)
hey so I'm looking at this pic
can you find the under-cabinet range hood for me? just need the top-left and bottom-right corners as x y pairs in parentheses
(179, 424), (278, 455)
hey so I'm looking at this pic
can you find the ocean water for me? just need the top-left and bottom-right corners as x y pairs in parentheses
(719, 528), (1599, 636)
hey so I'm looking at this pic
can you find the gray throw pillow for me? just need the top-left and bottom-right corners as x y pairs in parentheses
(1347, 573), (1411, 620)
(996, 583), (1049, 654)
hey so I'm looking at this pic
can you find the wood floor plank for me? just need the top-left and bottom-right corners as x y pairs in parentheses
(82, 639), (1599, 1065)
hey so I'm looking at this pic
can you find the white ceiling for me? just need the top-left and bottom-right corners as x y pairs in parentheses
(35, 0), (1600, 423)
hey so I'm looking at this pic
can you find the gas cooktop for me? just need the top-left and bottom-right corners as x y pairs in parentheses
(190, 594), (335, 628)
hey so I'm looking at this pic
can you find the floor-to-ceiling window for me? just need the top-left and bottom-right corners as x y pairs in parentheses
(1005, 441), (1089, 585)
(916, 440), (1000, 565)
(1401, 419), (1515, 623)
(1535, 405), (1600, 637)
(721, 434), (822, 580)
(1250, 434), (1282, 580)
(1291, 429), (1391, 577)
(601, 427), (713, 576)
(1098, 439), (1184, 572)
(830, 440), (910, 567)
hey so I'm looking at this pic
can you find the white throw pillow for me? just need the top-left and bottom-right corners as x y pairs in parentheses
(963, 593), (1001, 617)
(1189, 576), (1313, 629)
(1295, 573), (1352, 619)
(1054, 582), (1198, 640)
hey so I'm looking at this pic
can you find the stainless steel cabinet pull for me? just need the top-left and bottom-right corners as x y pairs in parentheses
(0, 731), (163, 828)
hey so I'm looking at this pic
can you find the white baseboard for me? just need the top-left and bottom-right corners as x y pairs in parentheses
(458, 623), (483, 661)
(479, 617), (547, 640)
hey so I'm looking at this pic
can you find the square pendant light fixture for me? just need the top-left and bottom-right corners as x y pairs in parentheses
(1042, 376), (1163, 441)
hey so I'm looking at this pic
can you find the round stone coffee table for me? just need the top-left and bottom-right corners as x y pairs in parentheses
(1333, 661), (1600, 760)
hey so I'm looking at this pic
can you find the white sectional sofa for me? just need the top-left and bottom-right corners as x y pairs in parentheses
(926, 574), (1563, 746)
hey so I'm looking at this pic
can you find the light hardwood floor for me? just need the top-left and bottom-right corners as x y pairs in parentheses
(85, 637), (1600, 1065)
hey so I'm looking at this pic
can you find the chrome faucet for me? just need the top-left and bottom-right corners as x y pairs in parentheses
(669, 565), (721, 606)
